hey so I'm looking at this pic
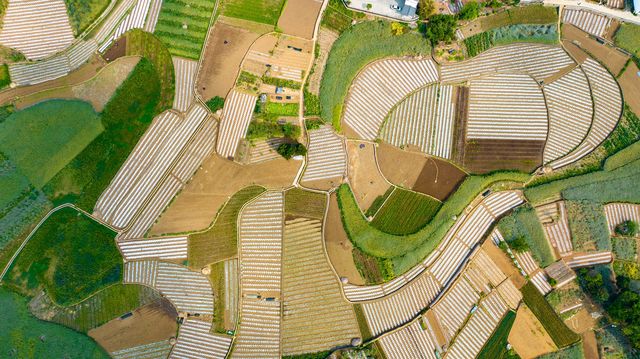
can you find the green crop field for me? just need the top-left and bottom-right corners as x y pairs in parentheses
(0, 287), (109, 358)
(45, 284), (162, 332)
(615, 23), (640, 56)
(0, 100), (103, 188)
(465, 24), (557, 57)
(154, 0), (215, 59)
(477, 311), (517, 358)
(285, 188), (326, 220)
(371, 189), (442, 235)
(264, 102), (299, 116)
(0, 63), (10, 89)
(208, 261), (226, 333)
(498, 204), (555, 266)
(521, 282), (581, 348)
(64, 0), (111, 35)
(188, 186), (265, 268)
(320, 21), (431, 129)
(353, 304), (373, 340)
(321, 0), (364, 33)
(221, 0), (285, 26)
(473, 5), (557, 32)
(5, 207), (121, 306)
(566, 200), (610, 251)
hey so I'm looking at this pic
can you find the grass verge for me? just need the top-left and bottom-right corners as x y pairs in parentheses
(208, 261), (226, 333)
(353, 304), (374, 340)
(64, 0), (110, 35)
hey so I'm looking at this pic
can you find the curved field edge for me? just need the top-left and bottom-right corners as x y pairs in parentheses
(337, 171), (530, 276)
(319, 20), (431, 129)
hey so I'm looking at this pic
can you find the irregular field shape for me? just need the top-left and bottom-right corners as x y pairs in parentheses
(301, 125), (347, 183)
(467, 73), (547, 140)
(441, 43), (574, 83)
(537, 201), (573, 256)
(0, 0), (74, 60)
(95, 0), (137, 45)
(542, 67), (593, 163)
(170, 319), (232, 359)
(563, 9), (611, 37)
(98, 0), (153, 52)
(153, 0), (215, 59)
(604, 203), (640, 235)
(381, 84), (455, 159)
(343, 58), (438, 140)
(216, 90), (257, 159)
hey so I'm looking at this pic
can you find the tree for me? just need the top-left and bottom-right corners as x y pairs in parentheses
(423, 14), (457, 44)
(366, 3), (372, 10)
(507, 236), (529, 253)
(458, 1), (479, 20)
(418, 0), (435, 20)
(390, 22), (406, 35)
(277, 142), (307, 159)
(205, 96), (225, 112)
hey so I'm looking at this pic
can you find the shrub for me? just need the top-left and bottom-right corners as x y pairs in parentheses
(206, 96), (225, 112)
(498, 204), (554, 266)
(458, 1), (479, 20)
(613, 237), (637, 261)
(277, 142), (307, 159)
(508, 236), (530, 253)
(616, 220), (639, 237)
(0, 64), (10, 89)
(418, 0), (435, 19)
(305, 119), (323, 130)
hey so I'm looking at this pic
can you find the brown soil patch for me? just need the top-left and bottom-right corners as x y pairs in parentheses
(376, 142), (466, 201)
(300, 177), (343, 191)
(463, 139), (544, 174)
(619, 61), (640, 114)
(242, 33), (313, 82)
(277, 0), (323, 40)
(0, 45), (26, 64)
(452, 86), (469, 164)
(345, 140), (390, 212)
(482, 240), (527, 288)
(197, 20), (263, 101)
(325, 193), (365, 285)
(424, 311), (447, 347)
(582, 330), (599, 359)
(509, 304), (557, 359)
(15, 56), (140, 111)
(0, 54), (105, 106)
(565, 307), (596, 334)
(562, 24), (629, 74)
(308, 28), (338, 95)
(103, 36), (127, 62)
(562, 40), (590, 65)
(149, 154), (300, 235)
(88, 299), (177, 353)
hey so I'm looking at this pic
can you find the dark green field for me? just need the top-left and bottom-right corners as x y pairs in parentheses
(371, 189), (442, 235)
(477, 310), (517, 358)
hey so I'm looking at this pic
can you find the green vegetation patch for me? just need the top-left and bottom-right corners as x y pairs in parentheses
(565, 200), (610, 251)
(320, 21), (431, 128)
(0, 63), (10, 89)
(0, 287), (109, 358)
(188, 186), (266, 268)
(465, 24), (557, 57)
(0, 100), (103, 188)
(498, 204), (555, 266)
(206, 96), (225, 113)
(262, 76), (301, 90)
(596, 325), (637, 357)
(371, 189), (442, 236)
(208, 261), (226, 333)
(154, 0), (215, 59)
(473, 5), (557, 32)
(5, 207), (120, 306)
(521, 282), (581, 348)
(43, 58), (161, 211)
(283, 351), (331, 359)
(477, 310), (517, 359)
(264, 102), (299, 116)
(64, 0), (111, 35)
(303, 89), (320, 116)
(615, 23), (640, 56)
(364, 186), (394, 218)
(352, 246), (393, 284)
(284, 188), (326, 220)
(321, 0), (364, 33)
(221, 0), (285, 26)
(613, 237), (637, 261)
(537, 342), (585, 359)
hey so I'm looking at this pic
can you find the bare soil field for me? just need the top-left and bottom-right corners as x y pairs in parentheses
(301, 177), (343, 191)
(482, 240), (526, 288)
(308, 28), (338, 95)
(509, 304), (558, 359)
(582, 330), (599, 359)
(243, 33), (313, 81)
(197, 19), (264, 101)
(562, 24), (629, 74)
(103, 37), (127, 62)
(325, 193), (365, 285)
(565, 307), (596, 334)
(452, 86), (469, 164)
(345, 140), (390, 212)
(150, 154), (300, 235)
(619, 61), (640, 114)
(562, 40), (590, 65)
(376, 142), (466, 201)
(15, 57), (140, 111)
(88, 299), (177, 352)
(463, 139), (544, 174)
(0, 55), (105, 106)
(277, 0), (323, 40)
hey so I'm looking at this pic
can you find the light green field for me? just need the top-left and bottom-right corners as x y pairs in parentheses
(154, 0), (216, 59)
(615, 23), (640, 55)
(498, 204), (555, 266)
(64, 0), (111, 35)
(221, 0), (285, 26)
(371, 189), (442, 235)
(0, 100), (102, 188)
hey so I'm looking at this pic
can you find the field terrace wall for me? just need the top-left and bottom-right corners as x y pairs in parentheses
(536, 201), (574, 256)
(216, 90), (257, 160)
(0, 0), (75, 60)
(117, 236), (188, 261)
(550, 58), (622, 169)
(172, 57), (199, 112)
(441, 43), (575, 84)
(301, 125), (347, 185)
(170, 319), (232, 359)
(342, 190), (524, 303)
(342, 58), (438, 140)
(234, 191), (284, 358)
(281, 217), (360, 355)
(562, 9), (612, 38)
(380, 84), (455, 159)
(124, 260), (214, 315)
(111, 340), (172, 359)
(604, 203), (640, 235)
(542, 67), (593, 164)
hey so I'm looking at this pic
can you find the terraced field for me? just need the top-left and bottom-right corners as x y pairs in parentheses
(154, 0), (216, 59)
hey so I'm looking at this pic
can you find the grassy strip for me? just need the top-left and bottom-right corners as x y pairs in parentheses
(262, 76), (301, 90)
(209, 261), (226, 333)
(471, 5), (557, 32)
(320, 21), (431, 129)
(614, 23), (640, 56)
(498, 204), (555, 266)
(337, 172), (529, 275)
(264, 102), (299, 116)
(0, 287), (109, 358)
(283, 351), (331, 359)
(188, 186), (266, 268)
(64, 0), (110, 35)
(521, 281), (581, 348)
(371, 189), (442, 236)
(284, 188), (326, 220)
(0, 63), (10, 89)
(477, 310), (517, 358)
(353, 304), (374, 340)
(4, 207), (120, 306)
(43, 58), (162, 211)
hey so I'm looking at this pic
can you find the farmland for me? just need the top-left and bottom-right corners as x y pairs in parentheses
(154, 0), (215, 59)
(64, 0), (111, 35)
(321, 0), (364, 33)
(370, 189), (442, 235)
(478, 310), (517, 358)
(221, 0), (285, 26)
(465, 24), (558, 57)
(5, 207), (120, 306)
(285, 188), (326, 220)
(498, 204), (555, 266)
(614, 23), (640, 55)
(188, 186), (265, 268)
(566, 200), (610, 251)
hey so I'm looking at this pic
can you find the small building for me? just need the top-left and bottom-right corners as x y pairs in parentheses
(635, 0), (640, 15)
(401, 0), (418, 16)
